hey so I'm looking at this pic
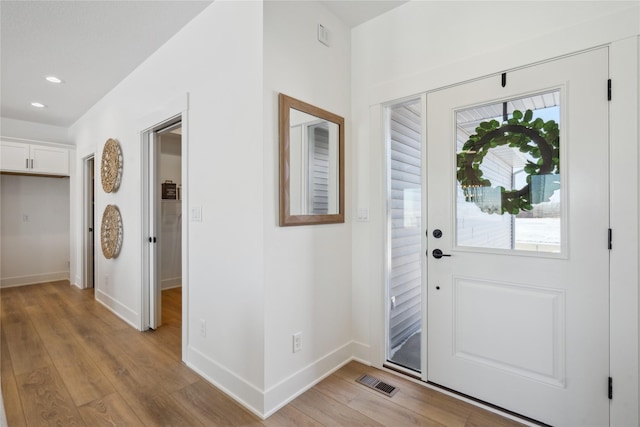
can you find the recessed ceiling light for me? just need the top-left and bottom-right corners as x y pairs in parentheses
(31, 102), (46, 108)
(45, 76), (63, 84)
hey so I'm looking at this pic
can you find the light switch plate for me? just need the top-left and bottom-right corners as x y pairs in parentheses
(190, 206), (202, 222)
(357, 207), (369, 222)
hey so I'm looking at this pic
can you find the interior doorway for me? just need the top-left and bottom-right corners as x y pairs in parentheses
(144, 120), (182, 328)
(142, 116), (184, 364)
(83, 155), (95, 289)
(156, 124), (183, 329)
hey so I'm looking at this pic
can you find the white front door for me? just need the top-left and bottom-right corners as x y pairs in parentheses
(426, 48), (610, 426)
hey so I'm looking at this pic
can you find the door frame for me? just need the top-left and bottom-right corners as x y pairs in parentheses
(82, 154), (95, 289)
(376, 39), (639, 425)
(139, 94), (189, 362)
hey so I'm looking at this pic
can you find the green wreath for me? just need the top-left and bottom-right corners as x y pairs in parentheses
(456, 109), (559, 215)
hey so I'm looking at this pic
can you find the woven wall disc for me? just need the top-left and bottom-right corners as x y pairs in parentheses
(101, 204), (123, 259)
(101, 138), (123, 193)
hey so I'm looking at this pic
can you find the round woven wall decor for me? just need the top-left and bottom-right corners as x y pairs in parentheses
(101, 138), (123, 193)
(101, 204), (123, 259)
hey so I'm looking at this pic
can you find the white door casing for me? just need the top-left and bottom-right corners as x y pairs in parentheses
(426, 48), (609, 426)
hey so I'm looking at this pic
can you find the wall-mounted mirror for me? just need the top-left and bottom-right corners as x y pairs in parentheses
(279, 93), (344, 226)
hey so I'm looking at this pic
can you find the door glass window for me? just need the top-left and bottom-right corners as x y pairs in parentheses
(386, 99), (422, 372)
(456, 90), (561, 253)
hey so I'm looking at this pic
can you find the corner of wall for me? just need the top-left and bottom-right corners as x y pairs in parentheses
(262, 341), (356, 418)
(185, 346), (266, 417)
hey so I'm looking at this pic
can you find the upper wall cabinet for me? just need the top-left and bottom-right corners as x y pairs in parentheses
(0, 140), (70, 176)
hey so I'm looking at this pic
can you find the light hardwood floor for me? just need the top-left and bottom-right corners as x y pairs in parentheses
(1, 281), (525, 426)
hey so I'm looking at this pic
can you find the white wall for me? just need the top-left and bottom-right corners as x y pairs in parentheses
(1, 174), (70, 287)
(262, 1), (352, 415)
(351, 1), (639, 425)
(69, 0), (266, 413)
(1, 117), (71, 145)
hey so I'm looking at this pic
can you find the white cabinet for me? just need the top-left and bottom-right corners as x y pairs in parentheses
(1, 141), (69, 176)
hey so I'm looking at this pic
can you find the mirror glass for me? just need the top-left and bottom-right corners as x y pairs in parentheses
(279, 94), (344, 226)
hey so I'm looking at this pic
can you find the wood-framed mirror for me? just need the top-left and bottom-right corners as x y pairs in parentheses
(279, 93), (345, 226)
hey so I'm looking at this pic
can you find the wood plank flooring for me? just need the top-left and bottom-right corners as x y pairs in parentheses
(1, 281), (525, 426)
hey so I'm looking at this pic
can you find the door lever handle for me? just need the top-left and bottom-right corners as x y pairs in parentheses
(432, 249), (452, 259)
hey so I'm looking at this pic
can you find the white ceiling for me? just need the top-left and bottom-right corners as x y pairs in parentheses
(0, 1), (406, 129)
(321, 0), (407, 28)
(0, 1), (215, 128)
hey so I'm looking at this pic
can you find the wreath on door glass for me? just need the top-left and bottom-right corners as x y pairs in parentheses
(456, 109), (560, 215)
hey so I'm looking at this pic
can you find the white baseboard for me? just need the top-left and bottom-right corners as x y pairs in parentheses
(161, 277), (182, 290)
(185, 341), (359, 419)
(94, 289), (140, 330)
(351, 340), (371, 364)
(263, 341), (355, 418)
(0, 271), (69, 288)
(186, 346), (265, 417)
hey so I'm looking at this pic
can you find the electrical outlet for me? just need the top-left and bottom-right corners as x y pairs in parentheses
(293, 332), (302, 353)
(200, 319), (206, 337)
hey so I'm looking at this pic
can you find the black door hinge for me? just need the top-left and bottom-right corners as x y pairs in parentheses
(608, 228), (613, 250)
(607, 79), (612, 101)
(608, 377), (613, 399)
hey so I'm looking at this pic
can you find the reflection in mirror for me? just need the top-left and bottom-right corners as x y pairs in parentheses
(279, 94), (344, 226)
(289, 109), (339, 215)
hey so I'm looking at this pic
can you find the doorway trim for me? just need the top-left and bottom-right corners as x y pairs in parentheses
(139, 93), (189, 362)
(374, 39), (639, 425)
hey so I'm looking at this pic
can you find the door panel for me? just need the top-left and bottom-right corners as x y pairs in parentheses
(426, 49), (609, 426)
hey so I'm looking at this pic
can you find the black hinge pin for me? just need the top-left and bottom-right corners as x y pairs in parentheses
(608, 79), (612, 101)
(608, 228), (613, 250)
(608, 377), (613, 399)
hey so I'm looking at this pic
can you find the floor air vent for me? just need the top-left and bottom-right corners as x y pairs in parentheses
(356, 374), (399, 397)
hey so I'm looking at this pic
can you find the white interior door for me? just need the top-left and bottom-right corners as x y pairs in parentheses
(426, 48), (610, 426)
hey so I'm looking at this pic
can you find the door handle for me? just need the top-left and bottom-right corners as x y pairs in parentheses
(432, 249), (451, 259)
